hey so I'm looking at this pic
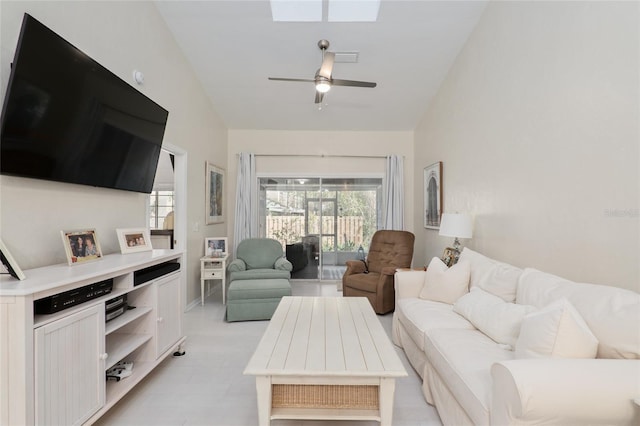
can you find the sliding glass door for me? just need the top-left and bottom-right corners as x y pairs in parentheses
(258, 177), (382, 280)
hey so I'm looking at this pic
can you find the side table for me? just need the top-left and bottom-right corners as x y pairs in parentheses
(200, 254), (229, 305)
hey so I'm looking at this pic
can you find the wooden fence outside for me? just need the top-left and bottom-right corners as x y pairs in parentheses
(267, 216), (364, 249)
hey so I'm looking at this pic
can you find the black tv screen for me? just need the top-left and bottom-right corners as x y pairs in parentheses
(0, 14), (168, 193)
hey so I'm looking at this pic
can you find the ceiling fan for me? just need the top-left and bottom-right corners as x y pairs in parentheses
(268, 39), (377, 104)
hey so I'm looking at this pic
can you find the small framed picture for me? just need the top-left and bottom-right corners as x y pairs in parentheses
(0, 238), (26, 280)
(61, 229), (103, 265)
(116, 228), (153, 254)
(441, 247), (456, 267)
(205, 237), (227, 257)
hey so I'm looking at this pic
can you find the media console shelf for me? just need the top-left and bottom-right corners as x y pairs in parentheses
(0, 249), (185, 426)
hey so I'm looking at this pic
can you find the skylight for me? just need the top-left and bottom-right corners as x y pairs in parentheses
(328, 0), (380, 22)
(270, 0), (380, 22)
(270, 0), (322, 22)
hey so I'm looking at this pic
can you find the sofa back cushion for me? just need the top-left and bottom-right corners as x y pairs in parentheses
(453, 287), (535, 348)
(517, 268), (640, 359)
(458, 248), (522, 302)
(236, 238), (284, 269)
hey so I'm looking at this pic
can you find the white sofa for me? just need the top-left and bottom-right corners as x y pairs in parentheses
(392, 248), (640, 425)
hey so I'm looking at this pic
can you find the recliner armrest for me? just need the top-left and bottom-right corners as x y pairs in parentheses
(344, 260), (366, 274)
(380, 266), (397, 276)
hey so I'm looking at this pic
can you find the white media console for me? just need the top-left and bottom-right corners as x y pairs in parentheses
(0, 249), (186, 425)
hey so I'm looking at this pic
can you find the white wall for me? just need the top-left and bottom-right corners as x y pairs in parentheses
(414, 1), (639, 291)
(227, 130), (415, 253)
(0, 1), (228, 306)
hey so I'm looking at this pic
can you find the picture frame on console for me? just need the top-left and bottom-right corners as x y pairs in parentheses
(424, 161), (443, 229)
(205, 237), (227, 257)
(0, 238), (26, 280)
(205, 162), (225, 224)
(116, 228), (153, 254)
(61, 229), (102, 265)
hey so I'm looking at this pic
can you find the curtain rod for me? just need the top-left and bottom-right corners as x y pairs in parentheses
(241, 154), (399, 159)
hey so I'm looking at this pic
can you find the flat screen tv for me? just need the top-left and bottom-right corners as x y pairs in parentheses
(0, 14), (168, 193)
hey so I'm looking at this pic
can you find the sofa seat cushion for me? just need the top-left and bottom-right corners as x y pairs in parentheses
(230, 268), (290, 282)
(424, 328), (514, 425)
(344, 271), (381, 293)
(396, 298), (474, 351)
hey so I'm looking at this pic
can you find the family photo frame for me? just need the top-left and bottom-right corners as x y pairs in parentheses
(205, 162), (225, 224)
(61, 229), (102, 265)
(116, 228), (153, 254)
(424, 161), (443, 229)
(205, 237), (227, 257)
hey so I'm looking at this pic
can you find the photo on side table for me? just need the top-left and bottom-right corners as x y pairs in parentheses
(205, 237), (227, 257)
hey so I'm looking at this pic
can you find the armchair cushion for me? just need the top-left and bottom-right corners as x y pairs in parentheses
(274, 257), (293, 271)
(227, 259), (247, 272)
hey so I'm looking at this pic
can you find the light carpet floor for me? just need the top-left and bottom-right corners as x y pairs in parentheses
(95, 281), (442, 426)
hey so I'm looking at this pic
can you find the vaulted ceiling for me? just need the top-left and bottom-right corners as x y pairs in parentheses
(156, 1), (487, 131)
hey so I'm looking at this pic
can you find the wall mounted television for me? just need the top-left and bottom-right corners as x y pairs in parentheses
(0, 13), (168, 194)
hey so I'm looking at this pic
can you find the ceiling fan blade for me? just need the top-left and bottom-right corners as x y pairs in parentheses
(318, 52), (335, 79)
(332, 79), (377, 88)
(315, 91), (325, 104)
(268, 77), (315, 83)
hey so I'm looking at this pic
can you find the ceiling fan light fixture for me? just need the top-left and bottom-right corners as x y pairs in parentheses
(315, 81), (331, 93)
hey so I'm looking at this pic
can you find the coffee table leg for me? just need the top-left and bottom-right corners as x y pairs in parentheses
(255, 376), (272, 426)
(379, 378), (396, 426)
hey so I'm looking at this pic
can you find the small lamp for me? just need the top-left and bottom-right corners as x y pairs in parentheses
(439, 213), (473, 263)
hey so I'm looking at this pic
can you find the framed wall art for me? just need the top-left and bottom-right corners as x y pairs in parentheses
(61, 229), (102, 265)
(116, 228), (153, 254)
(424, 161), (443, 229)
(206, 162), (225, 224)
(205, 237), (227, 257)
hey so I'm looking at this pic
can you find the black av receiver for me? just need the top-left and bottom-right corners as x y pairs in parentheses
(34, 279), (113, 314)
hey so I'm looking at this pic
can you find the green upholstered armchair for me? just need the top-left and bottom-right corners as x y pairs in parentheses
(228, 238), (292, 282)
(342, 230), (415, 314)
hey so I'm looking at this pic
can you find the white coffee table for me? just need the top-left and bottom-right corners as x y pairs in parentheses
(244, 296), (407, 425)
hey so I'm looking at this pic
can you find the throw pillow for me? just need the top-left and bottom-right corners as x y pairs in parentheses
(419, 257), (470, 304)
(515, 298), (599, 359)
(453, 287), (536, 348)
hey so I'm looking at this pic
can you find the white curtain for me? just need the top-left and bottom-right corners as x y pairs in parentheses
(383, 154), (404, 230)
(233, 152), (257, 256)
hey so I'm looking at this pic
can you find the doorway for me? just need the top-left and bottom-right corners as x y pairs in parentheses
(258, 177), (382, 280)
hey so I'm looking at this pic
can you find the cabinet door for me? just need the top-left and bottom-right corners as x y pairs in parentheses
(35, 304), (105, 425)
(155, 274), (182, 357)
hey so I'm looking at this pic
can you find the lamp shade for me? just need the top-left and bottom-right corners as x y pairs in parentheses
(439, 213), (473, 239)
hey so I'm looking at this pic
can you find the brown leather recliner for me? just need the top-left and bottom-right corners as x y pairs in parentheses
(342, 230), (415, 314)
